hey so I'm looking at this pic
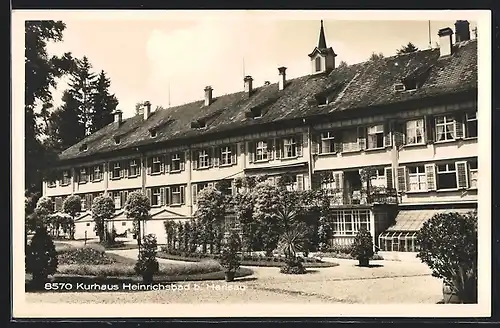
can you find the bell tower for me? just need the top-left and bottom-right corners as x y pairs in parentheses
(308, 20), (337, 74)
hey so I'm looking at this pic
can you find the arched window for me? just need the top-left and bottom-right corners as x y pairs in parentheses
(315, 57), (322, 72)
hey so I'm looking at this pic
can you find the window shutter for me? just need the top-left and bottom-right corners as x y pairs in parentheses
(123, 191), (129, 208)
(396, 166), (407, 193)
(455, 161), (468, 189)
(248, 142), (256, 163)
(209, 148), (214, 167)
(147, 157), (152, 175)
(119, 163), (124, 178)
(231, 144), (237, 165)
(192, 151), (198, 170)
(311, 173), (321, 190)
(165, 187), (171, 205)
(146, 188), (152, 206)
(120, 191), (126, 209)
(296, 174), (304, 191)
(89, 167), (94, 182)
(180, 186), (185, 204)
(425, 116), (435, 144)
(192, 184), (198, 205)
(123, 162), (129, 178)
(267, 140), (274, 160)
(334, 171), (343, 190)
(296, 135), (303, 157)
(303, 174), (310, 191)
(180, 152), (186, 171)
(455, 114), (464, 139)
(384, 122), (392, 147)
(160, 187), (165, 206)
(275, 138), (282, 159)
(385, 167), (394, 189)
(394, 122), (406, 147)
(55, 197), (62, 211)
(85, 194), (92, 210)
(213, 147), (220, 167)
(165, 154), (171, 173)
(159, 155), (165, 173)
(311, 133), (319, 155)
(425, 164), (436, 191)
(357, 127), (367, 150)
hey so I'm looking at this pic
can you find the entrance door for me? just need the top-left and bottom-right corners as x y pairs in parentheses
(392, 237), (400, 252)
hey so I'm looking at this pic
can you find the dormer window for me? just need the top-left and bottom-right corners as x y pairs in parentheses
(114, 136), (121, 144)
(191, 120), (206, 129)
(394, 83), (405, 92)
(403, 78), (417, 91)
(315, 57), (322, 72)
(253, 110), (262, 119)
(150, 129), (157, 138)
(317, 96), (328, 106)
(79, 143), (88, 152)
(245, 108), (262, 119)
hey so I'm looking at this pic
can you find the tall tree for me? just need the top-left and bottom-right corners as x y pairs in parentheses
(68, 56), (97, 136)
(369, 52), (384, 61)
(90, 70), (119, 133)
(337, 60), (348, 68)
(396, 42), (419, 55)
(25, 21), (73, 193)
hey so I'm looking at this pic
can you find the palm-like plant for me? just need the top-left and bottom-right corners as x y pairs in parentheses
(278, 222), (308, 260)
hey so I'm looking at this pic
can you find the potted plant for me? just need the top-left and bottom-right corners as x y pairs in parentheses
(350, 228), (374, 267)
(416, 211), (477, 304)
(134, 234), (159, 283)
(218, 230), (241, 282)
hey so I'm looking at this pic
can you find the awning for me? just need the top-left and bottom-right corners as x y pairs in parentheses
(386, 208), (474, 232)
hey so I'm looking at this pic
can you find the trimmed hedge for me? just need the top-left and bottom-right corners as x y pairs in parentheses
(58, 246), (116, 265)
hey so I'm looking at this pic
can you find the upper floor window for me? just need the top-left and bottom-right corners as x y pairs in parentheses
(113, 191), (121, 209)
(342, 128), (359, 152)
(171, 153), (181, 172)
(283, 137), (297, 158)
(151, 187), (162, 207)
(151, 156), (162, 174)
(321, 131), (336, 154)
(436, 163), (457, 190)
(128, 159), (139, 177)
(78, 168), (88, 183)
(408, 165), (427, 191)
(91, 165), (103, 182)
(315, 57), (321, 72)
(469, 160), (478, 189)
(466, 111), (478, 138)
(112, 162), (121, 179)
(198, 150), (210, 169)
(170, 186), (183, 205)
(47, 179), (56, 188)
(220, 146), (232, 166)
(61, 170), (71, 185)
(367, 125), (384, 149)
(256, 141), (268, 161)
(406, 119), (424, 145)
(435, 115), (456, 141)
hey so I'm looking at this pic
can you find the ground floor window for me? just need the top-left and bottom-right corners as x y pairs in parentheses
(329, 209), (371, 236)
(378, 231), (418, 252)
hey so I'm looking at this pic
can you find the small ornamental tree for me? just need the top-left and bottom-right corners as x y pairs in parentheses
(278, 223), (308, 275)
(164, 220), (175, 251)
(124, 191), (151, 246)
(188, 219), (199, 253)
(350, 228), (374, 267)
(91, 195), (115, 243)
(62, 194), (81, 239)
(416, 211), (478, 303)
(134, 233), (159, 283)
(194, 187), (226, 254)
(25, 226), (58, 288)
(219, 230), (242, 282)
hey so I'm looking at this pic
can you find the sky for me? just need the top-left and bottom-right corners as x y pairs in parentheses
(43, 14), (478, 119)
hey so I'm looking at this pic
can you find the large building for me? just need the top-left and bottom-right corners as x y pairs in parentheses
(43, 20), (478, 251)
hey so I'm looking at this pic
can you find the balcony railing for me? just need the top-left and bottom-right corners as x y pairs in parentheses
(324, 187), (399, 206)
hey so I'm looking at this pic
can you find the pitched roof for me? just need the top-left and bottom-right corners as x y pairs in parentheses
(58, 39), (477, 162)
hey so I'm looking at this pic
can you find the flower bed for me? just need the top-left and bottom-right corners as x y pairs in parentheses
(320, 245), (384, 261)
(157, 250), (339, 268)
(58, 246), (116, 265)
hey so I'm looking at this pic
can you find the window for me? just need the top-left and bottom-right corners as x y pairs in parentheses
(321, 131), (336, 153)
(128, 159), (139, 177)
(220, 146), (232, 165)
(469, 160), (478, 189)
(320, 173), (336, 195)
(408, 165), (427, 191)
(92, 165), (103, 181)
(151, 187), (161, 206)
(61, 170), (71, 185)
(256, 141), (268, 161)
(435, 115), (456, 141)
(171, 186), (182, 205)
(283, 137), (297, 158)
(151, 156), (162, 174)
(112, 162), (121, 179)
(150, 130), (157, 138)
(114, 136), (120, 145)
(315, 57), (321, 72)
(47, 179), (56, 188)
(406, 119), (424, 144)
(113, 192), (121, 209)
(81, 197), (87, 211)
(329, 209), (371, 236)
(198, 150), (209, 168)
(284, 175), (298, 191)
(437, 163), (457, 190)
(79, 168), (88, 183)
(171, 153), (181, 171)
(367, 125), (384, 149)
(122, 222), (127, 226)
(466, 112), (478, 138)
(86, 223), (90, 227)
(341, 129), (359, 152)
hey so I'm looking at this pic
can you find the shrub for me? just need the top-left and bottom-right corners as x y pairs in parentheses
(58, 247), (116, 265)
(134, 234), (159, 282)
(416, 211), (478, 303)
(218, 230), (242, 275)
(350, 228), (374, 266)
(279, 258), (306, 274)
(91, 195), (115, 243)
(26, 227), (58, 287)
(62, 195), (81, 240)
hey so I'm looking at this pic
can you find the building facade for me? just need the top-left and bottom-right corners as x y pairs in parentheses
(42, 20), (478, 250)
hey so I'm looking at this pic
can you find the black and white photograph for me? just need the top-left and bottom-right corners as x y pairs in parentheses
(12, 10), (491, 318)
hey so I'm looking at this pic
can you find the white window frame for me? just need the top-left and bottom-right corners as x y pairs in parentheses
(315, 57), (321, 72)
(341, 128), (359, 152)
(469, 160), (478, 189)
(198, 150), (209, 168)
(171, 153), (181, 171)
(255, 141), (268, 161)
(220, 146), (232, 166)
(408, 165), (427, 191)
(435, 115), (456, 142)
(436, 163), (458, 190)
(367, 124), (384, 149)
(93, 165), (102, 181)
(283, 137), (297, 158)
(321, 173), (336, 195)
(329, 209), (371, 237)
(466, 111), (478, 138)
(79, 168), (88, 183)
(285, 175), (298, 191)
(114, 192), (121, 209)
(112, 162), (121, 179)
(129, 159), (139, 177)
(151, 187), (161, 206)
(171, 186), (182, 205)
(47, 179), (56, 187)
(321, 131), (336, 154)
(406, 119), (425, 145)
(151, 156), (162, 174)
(61, 170), (71, 186)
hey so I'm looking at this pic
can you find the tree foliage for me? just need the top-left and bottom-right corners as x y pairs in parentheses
(124, 191), (151, 244)
(219, 230), (242, 273)
(350, 227), (374, 265)
(194, 187), (226, 253)
(25, 226), (58, 287)
(90, 70), (119, 133)
(91, 195), (115, 242)
(416, 211), (478, 303)
(62, 194), (81, 239)
(396, 42), (419, 55)
(369, 52), (384, 61)
(134, 233), (159, 283)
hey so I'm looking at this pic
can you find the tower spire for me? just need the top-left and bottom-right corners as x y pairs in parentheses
(318, 20), (327, 49)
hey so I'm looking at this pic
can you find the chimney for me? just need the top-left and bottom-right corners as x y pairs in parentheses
(204, 86), (213, 106)
(455, 20), (471, 43)
(244, 76), (253, 96)
(438, 27), (453, 57)
(143, 101), (151, 120)
(113, 110), (123, 124)
(278, 66), (287, 91)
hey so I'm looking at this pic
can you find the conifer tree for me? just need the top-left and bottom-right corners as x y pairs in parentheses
(91, 70), (119, 133)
